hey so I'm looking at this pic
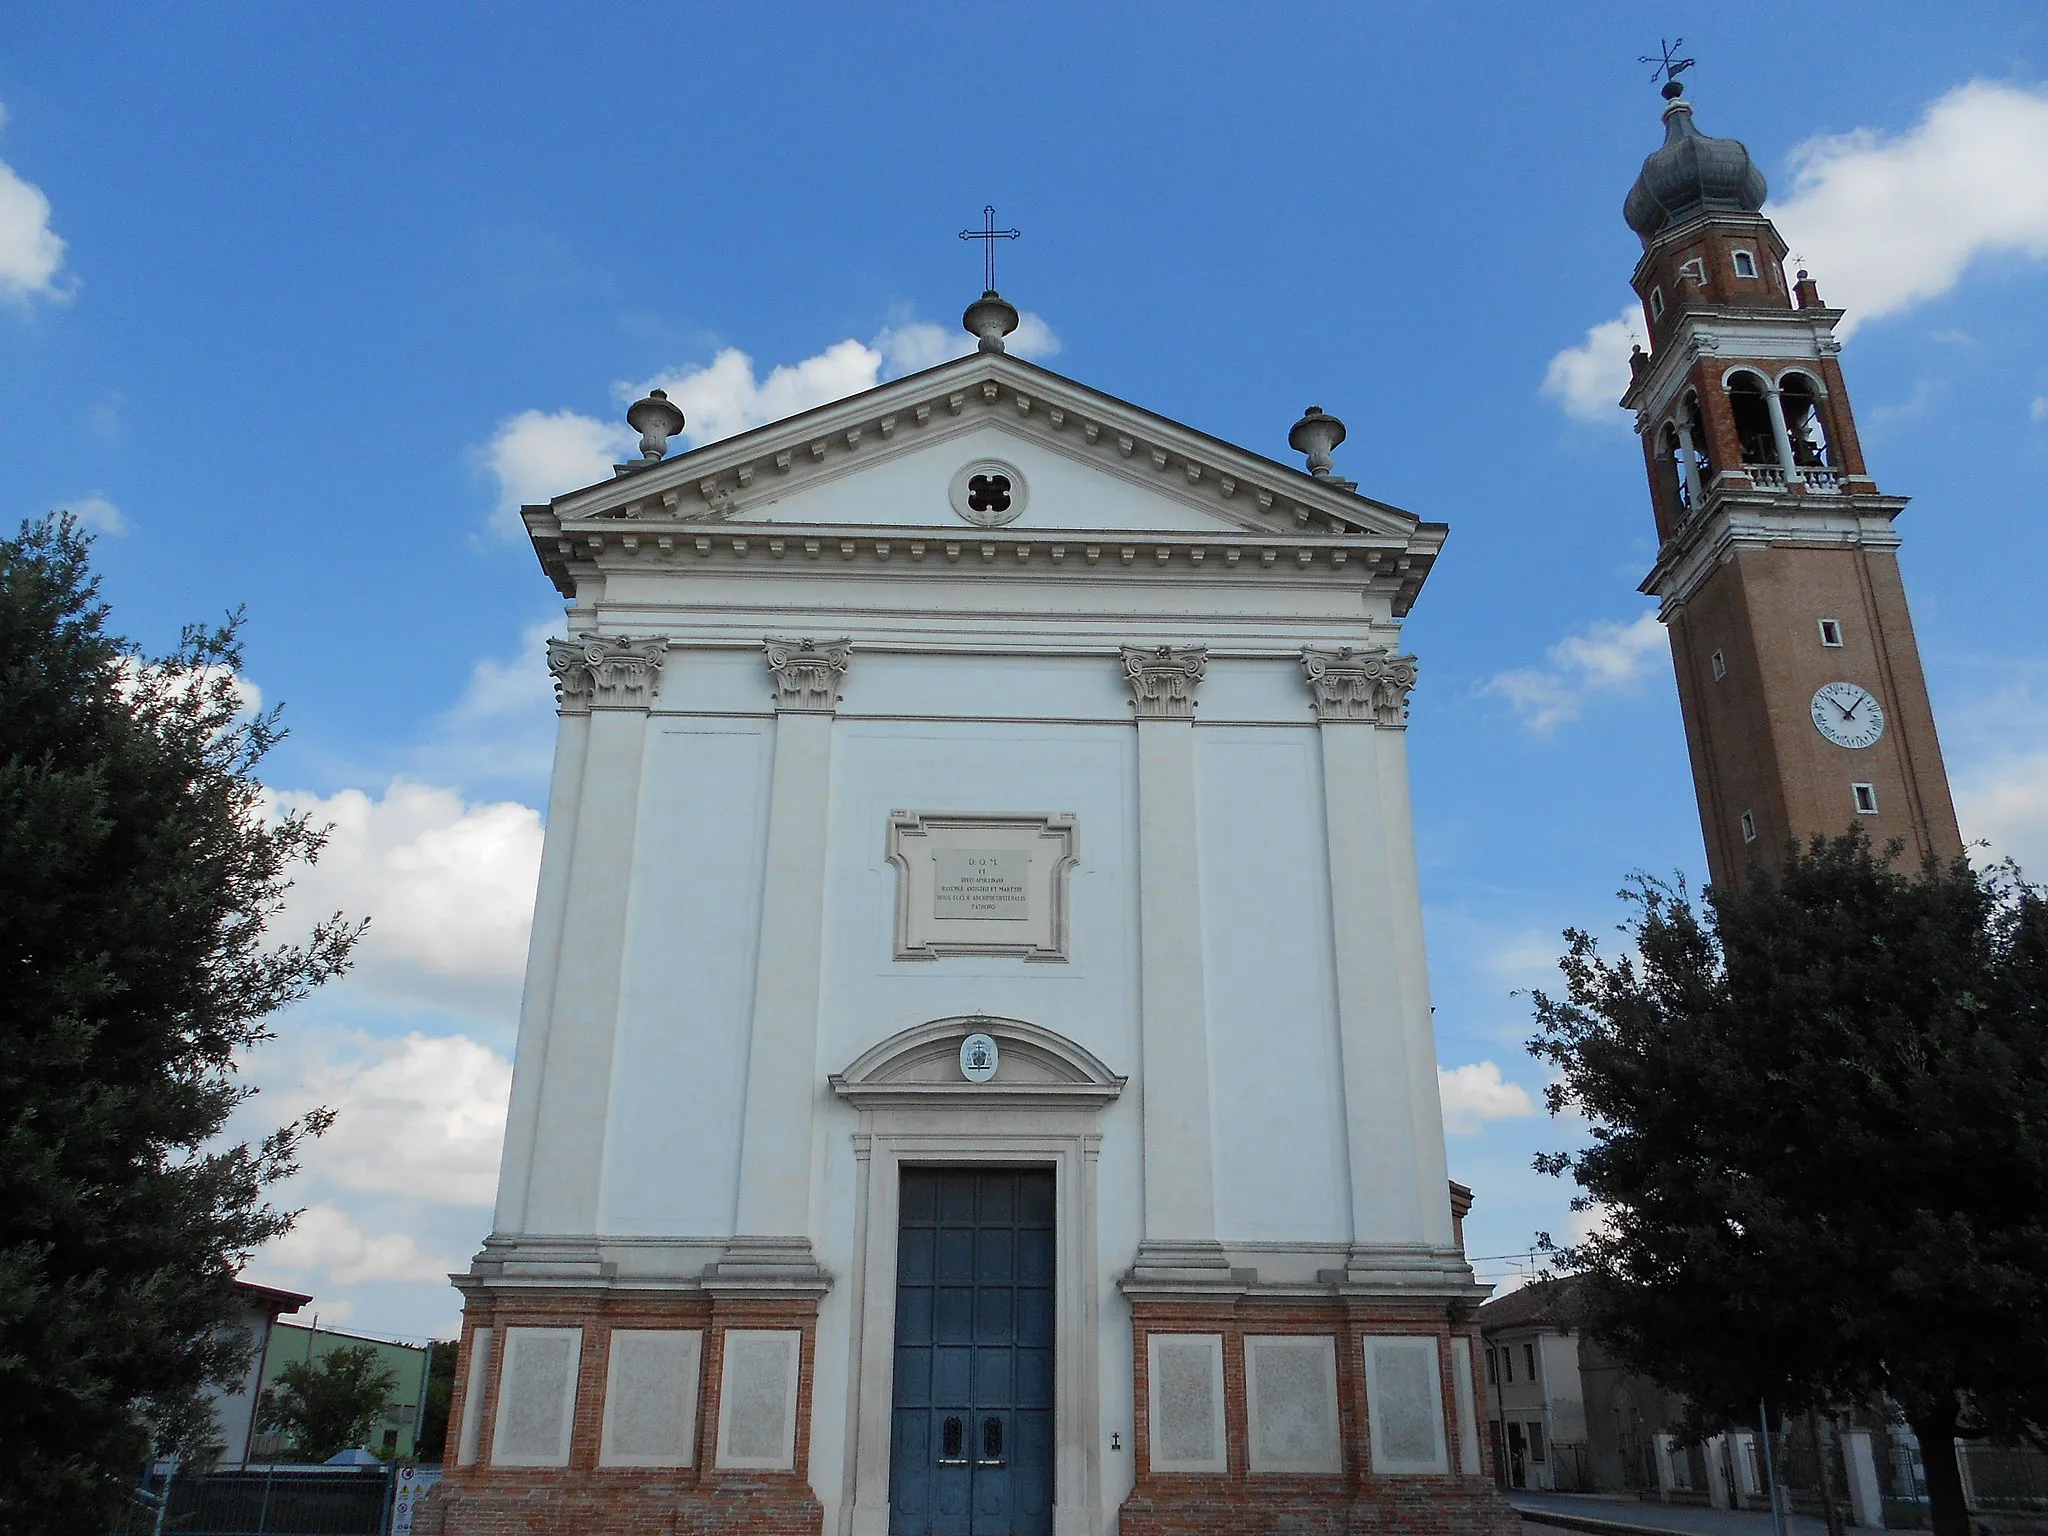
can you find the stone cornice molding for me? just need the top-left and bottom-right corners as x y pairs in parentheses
(764, 636), (851, 713)
(522, 520), (1441, 617)
(1623, 307), (1847, 419)
(1299, 646), (1418, 726)
(1121, 645), (1207, 719)
(546, 633), (668, 713)
(544, 352), (1424, 541)
(1639, 494), (1909, 613)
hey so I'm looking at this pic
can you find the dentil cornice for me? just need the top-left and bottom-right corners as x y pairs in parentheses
(546, 633), (668, 713)
(1120, 645), (1207, 720)
(764, 636), (852, 713)
(1299, 646), (1418, 726)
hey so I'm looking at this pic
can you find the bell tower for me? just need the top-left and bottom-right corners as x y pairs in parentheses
(1620, 79), (1964, 883)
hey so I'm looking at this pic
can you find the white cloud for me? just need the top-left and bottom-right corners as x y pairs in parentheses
(259, 1203), (456, 1286)
(480, 408), (634, 535)
(0, 101), (68, 302)
(1543, 82), (2048, 420)
(480, 312), (1061, 531)
(65, 493), (127, 536)
(268, 781), (543, 1020)
(1438, 1061), (1538, 1135)
(631, 338), (886, 449)
(2032, 396), (2047, 423)
(267, 1029), (511, 1208)
(1482, 612), (1666, 733)
(1541, 306), (1644, 423)
(1771, 82), (2048, 335)
(1956, 751), (2048, 877)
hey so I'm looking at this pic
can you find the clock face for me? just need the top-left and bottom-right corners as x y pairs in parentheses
(1811, 681), (1886, 749)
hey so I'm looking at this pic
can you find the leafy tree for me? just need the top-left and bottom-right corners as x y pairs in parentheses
(258, 1344), (399, 1463)
(414, 1339), (460, 1463)
(0, 516), (359, 1535)
(1529, 828), (2048, 1536)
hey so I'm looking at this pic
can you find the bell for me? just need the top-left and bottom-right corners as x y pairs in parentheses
(626, 388), (687, 463)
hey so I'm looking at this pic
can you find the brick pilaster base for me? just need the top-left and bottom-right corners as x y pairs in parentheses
(426, 1286), (824, 1536)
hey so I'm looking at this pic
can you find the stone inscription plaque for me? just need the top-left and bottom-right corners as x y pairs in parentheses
(886, 812), (1078, 962)
(933, 849), (1029, 920)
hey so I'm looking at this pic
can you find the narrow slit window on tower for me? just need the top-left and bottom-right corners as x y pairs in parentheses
(1853, 783), (1879, 815)
(1649, 286), (1666, 320)
(1732, 250), (1758, 278)
(1711, 649), (1727, 681)
(1679, 257), (1706, 285)
(1741, 811), (1758, 843)
(1819, 619), (1844, 647)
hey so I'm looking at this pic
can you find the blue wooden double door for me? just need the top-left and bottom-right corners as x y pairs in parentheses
(889, 1168), (1055, 1536)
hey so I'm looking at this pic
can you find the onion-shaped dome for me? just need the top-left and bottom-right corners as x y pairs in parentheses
(1623, 88), (1769, 242)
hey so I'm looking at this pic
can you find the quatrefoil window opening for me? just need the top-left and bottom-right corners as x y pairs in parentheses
(966, 472), (1012, 514)
(947, 459), (1028, 526)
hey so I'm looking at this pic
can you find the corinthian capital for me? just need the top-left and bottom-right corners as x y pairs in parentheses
(1120, 645), (1207, 720)
(547, 634), (669, 713)
(765, 637), (852, 713)
(1300, 646), (1418, 726)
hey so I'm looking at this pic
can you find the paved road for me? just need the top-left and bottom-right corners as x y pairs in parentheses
(1510, 1490), (1837, 1536)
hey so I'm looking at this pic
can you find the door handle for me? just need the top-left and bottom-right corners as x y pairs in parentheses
(977, 1415), (1005, 1466)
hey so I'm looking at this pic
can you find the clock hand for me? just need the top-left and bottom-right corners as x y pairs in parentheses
(1835, 698), (1858, 720)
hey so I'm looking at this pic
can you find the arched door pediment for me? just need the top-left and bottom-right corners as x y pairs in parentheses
(829, 1015), (1125, 1112)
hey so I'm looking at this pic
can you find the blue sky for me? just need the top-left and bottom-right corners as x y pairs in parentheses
(4, 7), (2046, 1342)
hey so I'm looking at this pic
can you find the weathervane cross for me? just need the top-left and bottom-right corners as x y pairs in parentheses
(959, 204), (1020, 293)
(1638, 37), (1696, 86)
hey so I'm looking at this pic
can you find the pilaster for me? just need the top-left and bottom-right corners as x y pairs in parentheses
(718, 637), (851, 1289)
(515, 635), (667, 1238)
(1120, 646), (1229, 1286)
(1299, 648), (1449, 1256)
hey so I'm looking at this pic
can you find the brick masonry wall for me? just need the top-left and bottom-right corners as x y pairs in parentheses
(420, 1288), (825, 1536)
(1122, 1296), (1521, 1536)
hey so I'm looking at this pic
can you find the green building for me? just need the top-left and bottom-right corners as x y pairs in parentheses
(253, 1320), (433, 1461)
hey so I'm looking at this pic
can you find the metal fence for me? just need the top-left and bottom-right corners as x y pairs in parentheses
(1959, 1444), (2048, 1512)
(111, 1466), (395, 1536)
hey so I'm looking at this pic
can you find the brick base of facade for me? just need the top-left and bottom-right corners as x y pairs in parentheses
(413, 1476), (824, 1536)
(1121, 1483), (1520, 1536)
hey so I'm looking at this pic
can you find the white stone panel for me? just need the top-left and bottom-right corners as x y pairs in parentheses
(1245, 1335), (1341, 1474)
(716, 1329), (802, 1470)
(597, 726), (770, 1235)
(745, 424), (1229, 533)
(1146, 1333), (1226, 1474)
(1451, 1336), (1482, 1476)
(1198, 732), (1349, 1242)
(815, 723), (1137, 1071)
(491, 1327), (581, 1467)
(1363, 1336), (1448, 1474)
(455, 1327), (491, 1467)
(1192, 657), (1320, 725)
(839, 654), (1131, 725)
(600, 1329), (702, 1467)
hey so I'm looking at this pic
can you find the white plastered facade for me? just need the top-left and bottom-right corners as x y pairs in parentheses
(470, 350), (1474, 1536)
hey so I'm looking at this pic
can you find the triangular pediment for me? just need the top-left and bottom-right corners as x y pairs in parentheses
(540, 352), (1425, 542)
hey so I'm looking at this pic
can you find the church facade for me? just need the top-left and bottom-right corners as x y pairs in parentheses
(426, 295), (1513, 1536)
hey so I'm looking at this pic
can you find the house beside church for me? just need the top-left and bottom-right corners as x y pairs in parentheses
(424, 288), (1514, 1536)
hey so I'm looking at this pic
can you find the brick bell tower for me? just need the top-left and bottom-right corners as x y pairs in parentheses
(1620, 77), (1964, 884)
